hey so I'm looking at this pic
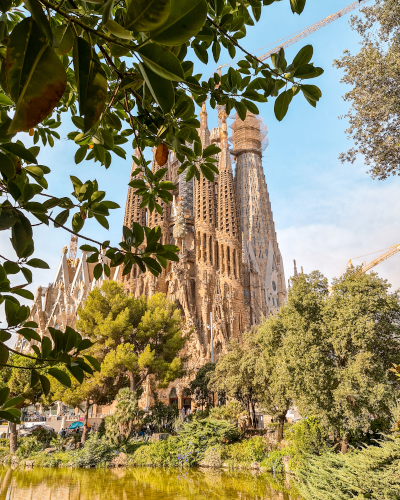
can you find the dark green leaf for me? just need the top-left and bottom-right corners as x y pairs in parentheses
(293, 44), (313, 68)
(76, 338), (94, 351)
(290, 0), (306, 15)
(66, 364), (84, 383)
(274, 89), (293, 121)
(1, 143), (38, 164)
(53, 24), (74, 56)
(25, 258), (49, 269)
(0, 410), (20, 424)
(151, 0), (207, 46)
(84, 355), (101, 372)
(48, 368), (71, 388)
(72, 212), (84, 233)
(0, 388), (9, 406)
(139, 63), (175, 114)
(30, 369), (40, 388)
(39, 374), (50, 396)
(18, 327), (41, 342)
(93, 263), (103, 280)
(138, 44), (184, 81)
(3, 396), (24, 410)
(125, 0), (170, 31)
(24, 0), (53, 44)
(0, 152), (16, 178)
(0, 344), (9, 365)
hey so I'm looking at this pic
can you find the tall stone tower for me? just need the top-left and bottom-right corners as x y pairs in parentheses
(195, 101), (218, 346)
(232, 112), (286, 317)
(123, 149), (147, 229)
(215, 109), (247, 340)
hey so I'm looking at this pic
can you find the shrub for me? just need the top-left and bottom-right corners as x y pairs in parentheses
(285, 416), (331, 469)
(261, 448), (288, 473)
(297, 436), (400, 500)
(69, 433), (115, 467)
(209, 401), (246, 424)
(131, 437), (182, 467)
(16, 436), (43, 459)
(223, 436), (267, 466)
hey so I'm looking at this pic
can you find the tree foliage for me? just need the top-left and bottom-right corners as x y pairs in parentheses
(189, 362), (215, 410)
(279, 270), (400, 452)
(76, 281), (186, 392)
(105, 388), (143, 445)
(335, 0), (400, 179)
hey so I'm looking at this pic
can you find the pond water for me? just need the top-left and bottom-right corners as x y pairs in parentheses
(0, 467), (300, 500)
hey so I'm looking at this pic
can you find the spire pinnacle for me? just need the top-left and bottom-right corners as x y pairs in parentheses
(293, 259), (298, 277)
(200, 101), (208, 130)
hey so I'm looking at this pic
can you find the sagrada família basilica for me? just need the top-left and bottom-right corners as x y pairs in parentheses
(16, 107), (286, 411)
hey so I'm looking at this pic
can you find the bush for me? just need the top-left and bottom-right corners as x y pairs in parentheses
(222, 437), (267, 467)
(297, 436), (400, 500)
(285, 416), (331, 470)
(209, 401), (246, 424)
(69, 433), (115, 467)
(16, 436), (43, 459)
(261, 448), (288, 473)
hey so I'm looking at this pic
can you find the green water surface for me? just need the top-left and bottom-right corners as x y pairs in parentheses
(0, 467), (299, 500)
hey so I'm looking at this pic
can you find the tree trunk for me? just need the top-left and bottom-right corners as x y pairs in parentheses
(341, 433), (349, 454)
(128, 372), (135, 392)
(276, 412), (287, 442)
(81, 401), (90, 444)
(9, 422), (18, 454)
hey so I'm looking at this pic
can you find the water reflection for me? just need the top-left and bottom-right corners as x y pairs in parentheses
(0, 467), (300, 500)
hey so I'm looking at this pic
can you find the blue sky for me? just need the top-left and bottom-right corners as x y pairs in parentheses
(2, 0), (400, 323)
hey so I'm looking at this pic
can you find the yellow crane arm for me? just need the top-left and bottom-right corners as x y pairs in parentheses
(217, 0), (370, 72)
(257, 0), (370, 62)
(359, 244), (400, 275)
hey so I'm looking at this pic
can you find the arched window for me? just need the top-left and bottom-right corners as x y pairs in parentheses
(169, 388), (178, 406)
(272, 281), (277, 291)
(77, 289), (82, 299)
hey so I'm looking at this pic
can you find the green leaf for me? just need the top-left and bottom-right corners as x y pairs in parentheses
(30, 369), (40, 388)
(301, 84), (322, 102)
(66, 364), (84, 384)
(73, 37), (108, 133)
(93, 263), (103, 280)
(139, 63), (174, 114)
(25, 258), (49, 269)
(274, 89), (293, 121)
(0, 388), (10, 406)
(151, 0), (207, 46)
(0, 344), (9, 365)
(18, 327), (41, 342)
(72, 212), (84, 233)
(48, 368), (71, 388)
(2, 396), (24, 410)
(294, 64), (323, 79)
(202, 144), (221, 157)
(24, 0), (53, 44)
(138, 44), (184, 81)
(41, 336), (52, 358)
(104, 19), (134, 40)
(13, 289), (34, 300)
(75, 146), (87, 164)
(242, 99), (259, 115)
(53, 24), (74, 56)
(11, 213), (33, 258)
(76, 338), (94, 352)
(54, 209), (69, 227)
(0, 410), (20, 424)
(39, 374), (50, 396)
(0, 0), (12, 13)
(1, 142), (38, 164)
(0, 93), (13, 106)
(94, 213), (109, 229)
(142, 256), (162, 276)
(6, 18), (67, 134)
(192, 43), (208, 64)
(0, 152), (16, 178)
(84, 355), (101, 372)
(290, 0), (306, 15)
(234, 100), (247, 121)
(293, 44), (313, 68)
(125, 0), (170, 31)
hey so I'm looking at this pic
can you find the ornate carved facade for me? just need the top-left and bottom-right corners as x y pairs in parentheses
(16, 109), (286, 411)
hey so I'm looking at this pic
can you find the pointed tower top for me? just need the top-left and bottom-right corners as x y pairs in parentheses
(293, 259), (298, 277)
(200, 101), (208, 129)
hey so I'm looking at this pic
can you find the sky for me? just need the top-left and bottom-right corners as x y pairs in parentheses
(2, 0), (400, 330)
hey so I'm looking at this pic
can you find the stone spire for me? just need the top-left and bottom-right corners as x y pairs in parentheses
(293, 259), (298, 277)
(232, 111), (286, 307)
(123, 148), (146, 230)
(199, 101), (210, 147)
(215, 111), (246, 338)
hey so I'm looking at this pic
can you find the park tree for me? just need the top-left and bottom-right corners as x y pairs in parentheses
(76, 281), (186, 393)
(334, 0), (400, 179)
(255, 319), (292, 441)
(208, 336), (262, 428)
(189, 362), (215, 410)
(280, 270), (400, 453)
(0, 0), (324, 416)
(105, 388), (144, 445)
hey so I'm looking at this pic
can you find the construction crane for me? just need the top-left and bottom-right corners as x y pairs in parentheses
(218, 0), (370, 72)
(348, 243), (400, 276)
